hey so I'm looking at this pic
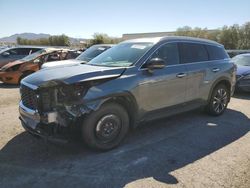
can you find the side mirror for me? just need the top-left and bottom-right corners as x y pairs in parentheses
(146, 58), (165, 70)
(2, 52), (10, 57)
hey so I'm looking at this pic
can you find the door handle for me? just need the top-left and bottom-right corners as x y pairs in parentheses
(176, 73), (187, 78)
(212, 68), (220, 73)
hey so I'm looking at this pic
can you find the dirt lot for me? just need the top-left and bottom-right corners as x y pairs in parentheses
(0, 82), (250, 188)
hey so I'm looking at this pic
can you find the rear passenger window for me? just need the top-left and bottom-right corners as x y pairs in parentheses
(151, 43), (179, 65)
(7, 49), (18, 55)
(31, 48), (41, 53)
(179, 43), (209, 64)
(9, 48), (32, 55)
(17, 48), (33, 55)
(206, 45), (229, 60)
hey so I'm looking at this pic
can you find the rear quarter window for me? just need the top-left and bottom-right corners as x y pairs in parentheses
(31, 48), (41, 53)
(179, 43), (209, 64)
(206, 45), (229, 60)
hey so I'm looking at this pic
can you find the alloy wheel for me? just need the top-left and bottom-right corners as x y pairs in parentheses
(212, 88), (228, 113)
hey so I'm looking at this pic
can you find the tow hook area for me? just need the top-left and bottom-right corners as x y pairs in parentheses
(20, 117), (69, 144)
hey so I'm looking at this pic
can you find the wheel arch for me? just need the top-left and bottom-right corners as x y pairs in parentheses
(208, 77), (232, 103)
(101, 93), (139, 129)
(83, 92), (139, 129)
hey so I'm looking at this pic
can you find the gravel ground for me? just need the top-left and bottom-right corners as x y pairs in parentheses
(0, 82), (249, 188)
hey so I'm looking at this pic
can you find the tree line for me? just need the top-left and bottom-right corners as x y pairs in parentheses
(16, 22), (250, 49)
(17, 34), (70, 46)
(175, 22), (250, 49)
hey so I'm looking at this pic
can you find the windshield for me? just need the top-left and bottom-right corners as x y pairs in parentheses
(21, 49), (46, 62)
(232, 55), (250, 66)
(76, 46), (111, 62)
(88, 42), (153, 67)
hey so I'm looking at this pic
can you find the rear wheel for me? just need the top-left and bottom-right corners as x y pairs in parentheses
(206, 84), (229, 116)
(81, 102), (129, 150)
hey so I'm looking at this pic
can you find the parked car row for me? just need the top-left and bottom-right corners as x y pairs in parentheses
(0, 45), (112, 84)
(18, 36), (237, 150)
(0, 48), (80, 84)
(42, 44), (113, 69)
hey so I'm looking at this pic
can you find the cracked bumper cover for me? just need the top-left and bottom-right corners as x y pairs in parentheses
(19, 101), (68, 143)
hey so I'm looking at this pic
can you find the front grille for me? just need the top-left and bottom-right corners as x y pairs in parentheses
(41, 91), (53, 112)
(20, 84), (38, 110)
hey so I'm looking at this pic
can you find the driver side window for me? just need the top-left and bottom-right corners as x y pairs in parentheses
(151, 43), (179, 66)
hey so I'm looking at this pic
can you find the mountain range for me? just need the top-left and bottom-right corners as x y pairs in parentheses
(0, 33), (87, 44)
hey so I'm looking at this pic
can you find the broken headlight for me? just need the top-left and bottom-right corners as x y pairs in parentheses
(57, 84), (87, 103)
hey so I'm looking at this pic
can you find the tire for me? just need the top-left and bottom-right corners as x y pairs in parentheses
(206, 84), (229, 116)
(81, 102), (129, 150)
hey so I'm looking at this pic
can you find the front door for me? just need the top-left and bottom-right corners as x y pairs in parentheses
(178, 42), (210, 102)
(138, 42), (188, 112)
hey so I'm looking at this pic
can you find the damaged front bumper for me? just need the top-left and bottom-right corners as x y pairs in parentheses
(19, 101), (69, 144)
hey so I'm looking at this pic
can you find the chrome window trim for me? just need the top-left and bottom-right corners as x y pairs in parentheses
(138, 40), (229, 71)
(138, 41), (179, 70)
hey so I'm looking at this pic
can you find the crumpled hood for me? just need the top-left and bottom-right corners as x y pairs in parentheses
(41, 59), (82, 69)
(1, 60), (25, 70)
(22, 64), (126, 87)
(236, 65), (250, 76)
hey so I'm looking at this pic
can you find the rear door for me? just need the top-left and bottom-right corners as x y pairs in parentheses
(178, 42), (210, 102)
(139, 42), (188, 111)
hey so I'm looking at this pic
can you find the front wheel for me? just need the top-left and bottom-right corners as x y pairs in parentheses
(206, 84), (229, 116)
(81, 103), (129, 150)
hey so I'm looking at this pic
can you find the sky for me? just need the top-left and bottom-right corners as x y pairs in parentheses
(0, 0), (249, 39)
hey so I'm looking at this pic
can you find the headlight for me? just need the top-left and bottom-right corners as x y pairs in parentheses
(57, 84), (87, 103)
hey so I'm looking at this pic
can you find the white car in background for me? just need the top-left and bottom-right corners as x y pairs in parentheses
(41, 44), (114, 69)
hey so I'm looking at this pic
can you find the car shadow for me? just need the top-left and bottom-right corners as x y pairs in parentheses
(233, 91), (250, 100)
(0, 109), (249, 188)
(0, 82), (19, 89)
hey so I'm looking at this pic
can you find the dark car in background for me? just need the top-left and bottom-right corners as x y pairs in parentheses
(19, 36), (235, 150)
(0, 46), (43, 68)
(232, 53), (250, 92)
(226, 50), (250, 58)
(41, 44), (114, 69)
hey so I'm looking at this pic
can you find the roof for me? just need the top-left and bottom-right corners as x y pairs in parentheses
(123, 36), (222, 46)
(43, 48), (69, 53)
(122, 37), (163, 44)
(234, 53), (250, 57)
(92, 44), (115, 47)
(227, 50), (250, 53)
(122, 30), (219, 40)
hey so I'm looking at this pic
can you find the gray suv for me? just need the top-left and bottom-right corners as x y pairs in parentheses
(19, 36), (236, 150)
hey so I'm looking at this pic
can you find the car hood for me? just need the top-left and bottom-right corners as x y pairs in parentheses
(22, 64), (126, 88)
(236, 65), (250, 76)
(41, 59), (83, 69)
